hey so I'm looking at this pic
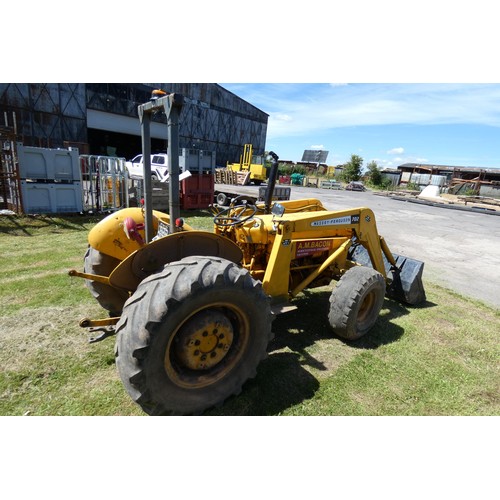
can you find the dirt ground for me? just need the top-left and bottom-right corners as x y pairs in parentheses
(216, 183), (500, 309)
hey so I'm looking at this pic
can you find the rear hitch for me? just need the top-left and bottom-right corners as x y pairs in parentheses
(79, 317), (119, 343)
(88, 326), (116, 344)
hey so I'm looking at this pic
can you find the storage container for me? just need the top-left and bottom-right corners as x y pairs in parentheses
(181, 174), (214, 209)
(17, 145), (80, 181)
(21, 181), (83, 213)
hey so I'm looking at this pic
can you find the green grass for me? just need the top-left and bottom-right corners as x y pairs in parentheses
(1, 212), (498, 416)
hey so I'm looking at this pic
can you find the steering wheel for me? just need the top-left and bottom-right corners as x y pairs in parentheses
(213, 200), (257, 227)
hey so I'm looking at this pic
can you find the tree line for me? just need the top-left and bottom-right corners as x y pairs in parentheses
(274, 153), (392, 189)
(340, 154), (391, 188)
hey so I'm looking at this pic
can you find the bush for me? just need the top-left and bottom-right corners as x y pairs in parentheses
(279, 164), (306, 176)
(405, 181), (420, 191)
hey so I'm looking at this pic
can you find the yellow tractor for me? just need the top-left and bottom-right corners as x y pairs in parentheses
(69, 93), (425, 415)
(71, 150), (425, 416)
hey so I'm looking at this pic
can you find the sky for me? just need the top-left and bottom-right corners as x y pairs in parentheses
(219, 83), (500, 171)
(6, 5), (499, 176)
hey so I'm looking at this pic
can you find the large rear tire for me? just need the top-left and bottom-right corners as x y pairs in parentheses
(115, 256), (273, 415)
(83, 246), (129, 316)
(328, 266), (386, 341)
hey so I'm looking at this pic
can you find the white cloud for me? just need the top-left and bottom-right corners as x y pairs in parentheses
(387, 147), (404, 154)
(272, 113), (292, 122)
(227, 83), (500, 140)
(310, 144), (324, 149)
(377, 156), (430, 168)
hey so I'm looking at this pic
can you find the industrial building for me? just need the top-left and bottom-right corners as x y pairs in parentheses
(395, 162), (500, 197)
(0, 83), (269, 214)
(397, 162), (500, 183)
(0, 83), (268, 166)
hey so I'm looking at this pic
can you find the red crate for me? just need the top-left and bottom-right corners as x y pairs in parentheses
(180, 174), (214, 209)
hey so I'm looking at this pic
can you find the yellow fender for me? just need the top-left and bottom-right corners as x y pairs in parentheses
(109, 231), (244, 291)
(88, 207), (193, 261)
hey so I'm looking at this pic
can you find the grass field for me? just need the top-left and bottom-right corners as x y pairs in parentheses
(0, 212), (498, 416)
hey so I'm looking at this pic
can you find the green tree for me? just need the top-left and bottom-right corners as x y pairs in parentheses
(342, 154), (363, 182)
(366, 160), (383, 186)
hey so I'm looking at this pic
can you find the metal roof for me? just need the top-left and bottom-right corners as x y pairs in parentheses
(398, 163), (500, 174)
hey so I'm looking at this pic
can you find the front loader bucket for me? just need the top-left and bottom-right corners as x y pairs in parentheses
(386, 253), (426, 305)
(351, 247), (426, 305)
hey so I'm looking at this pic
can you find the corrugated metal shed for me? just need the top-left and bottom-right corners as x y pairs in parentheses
(398, 162), (500, 184)
(0, 83), (268, 166)
(85, 83), (268, 165)
(0, 83), (87, 149)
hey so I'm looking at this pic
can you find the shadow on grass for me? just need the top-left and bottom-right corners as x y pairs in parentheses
(209, 288), (436, 416)
(0, 215), (31, 236)
(271, 289), (416, 352)
(0, 209), (214, 237)
(205, 351), (320, 416)
(0, 214), (102, 235)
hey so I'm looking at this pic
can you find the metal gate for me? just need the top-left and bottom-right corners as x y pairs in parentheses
(80, 155), (136, 212)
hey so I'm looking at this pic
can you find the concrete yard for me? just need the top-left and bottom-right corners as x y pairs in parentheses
(215, 183), (500, 309)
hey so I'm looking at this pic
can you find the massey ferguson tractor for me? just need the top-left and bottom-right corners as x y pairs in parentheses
(70, 93), (425, 415)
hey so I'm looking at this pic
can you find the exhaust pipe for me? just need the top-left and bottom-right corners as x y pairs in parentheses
(264, 151), (279, 214)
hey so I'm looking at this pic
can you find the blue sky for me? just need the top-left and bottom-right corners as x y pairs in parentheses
(219, 83), (500, 171)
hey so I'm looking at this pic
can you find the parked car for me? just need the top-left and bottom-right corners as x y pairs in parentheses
(125, 153), (183, 182)
(345, 181), (366, 191)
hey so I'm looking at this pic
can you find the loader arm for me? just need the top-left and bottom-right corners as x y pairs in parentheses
(261, 207), (388, 301)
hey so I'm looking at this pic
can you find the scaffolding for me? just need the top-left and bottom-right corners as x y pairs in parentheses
(0, 112), (22, 212)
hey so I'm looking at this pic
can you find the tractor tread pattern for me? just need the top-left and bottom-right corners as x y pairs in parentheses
(115, 256), (273, 415)
(328, 266), (386, 340)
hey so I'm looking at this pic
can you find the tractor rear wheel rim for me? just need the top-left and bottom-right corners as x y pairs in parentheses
(165, 304), (249, 389)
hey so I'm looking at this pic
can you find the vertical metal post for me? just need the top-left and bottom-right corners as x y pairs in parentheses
(138, 108), (153, 242)
(166, 94), (183, 233)
(138, 93), (184, 242)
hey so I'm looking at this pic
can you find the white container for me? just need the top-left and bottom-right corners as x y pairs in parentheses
(17, 144), (80, 181)
(21, 181), (83, 214)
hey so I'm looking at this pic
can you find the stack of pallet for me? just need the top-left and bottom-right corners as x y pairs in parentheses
(236, 171), (251, 185)
(215, 168), (238, 185)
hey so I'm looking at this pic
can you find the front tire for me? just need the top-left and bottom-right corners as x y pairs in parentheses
(328, 266), (386, 340)
(115, 256), (273, 415)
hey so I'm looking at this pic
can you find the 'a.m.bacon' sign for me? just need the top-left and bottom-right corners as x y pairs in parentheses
(296, 239), (332, 258)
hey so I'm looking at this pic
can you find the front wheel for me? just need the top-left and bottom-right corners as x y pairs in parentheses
(328, 266), (386, 340)
(115, 256), (273, 415)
